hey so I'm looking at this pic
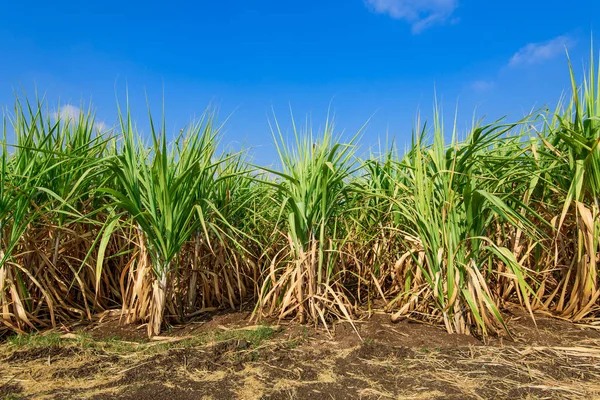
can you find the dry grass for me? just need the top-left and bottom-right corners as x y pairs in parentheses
(2, 316), (600, 399)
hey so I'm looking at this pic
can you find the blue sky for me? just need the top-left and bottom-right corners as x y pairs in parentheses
(0, 0), (598, 163)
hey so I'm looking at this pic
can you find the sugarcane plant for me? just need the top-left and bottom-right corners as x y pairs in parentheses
(256, 113), (363, 326)
(103, 104), (228, 336)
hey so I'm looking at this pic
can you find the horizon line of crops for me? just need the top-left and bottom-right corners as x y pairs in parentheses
(0, 50), (598, 338)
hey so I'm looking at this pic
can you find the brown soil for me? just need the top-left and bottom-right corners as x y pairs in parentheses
(1, 310), (600, 399)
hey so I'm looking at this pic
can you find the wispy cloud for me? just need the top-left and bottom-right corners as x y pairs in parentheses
(52, 104), (109, 133)
(364, 0), (458, 33)
(53, 104), (83, 122)
(471, 80), (495, 93)
(509, 35), (572, 67)
(94, 121), (108, 132)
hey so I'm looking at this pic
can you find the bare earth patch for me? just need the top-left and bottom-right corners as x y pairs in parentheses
(1, 310), (600, 399)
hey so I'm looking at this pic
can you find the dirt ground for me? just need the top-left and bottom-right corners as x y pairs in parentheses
(1, 309), (600, 400)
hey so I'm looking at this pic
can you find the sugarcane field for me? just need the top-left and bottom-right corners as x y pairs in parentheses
(2, 2), (600, 399)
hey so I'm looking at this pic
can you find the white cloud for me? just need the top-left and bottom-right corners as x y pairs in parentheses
(94, 121), (108, 132)
(53, 104), (82, 122)
(52, 104), (109, 133)
(509, 35), (572, 67)
(471, 80), (495, 92)
(364, 0), (458, 33)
